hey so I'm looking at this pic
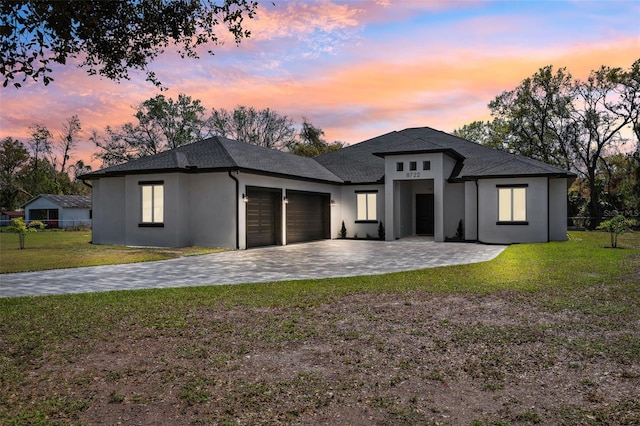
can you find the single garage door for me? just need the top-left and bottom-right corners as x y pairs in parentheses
(286, 190), (330, 244)
(246, 187), (282, 248)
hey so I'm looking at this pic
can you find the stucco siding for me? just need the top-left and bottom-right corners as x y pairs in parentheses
(340, 184), (385, 239)
(123, 173), (188, 247)
(443, 182), (465, 239)
(478, 177), (548, 244)
(548, 177), (569, 241)
(188, 173), (237, 248)
(92, 177), (126, 244)
(464, 181), (478, 240)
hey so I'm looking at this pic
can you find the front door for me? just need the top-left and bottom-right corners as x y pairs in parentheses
(415, 194), (434, 235)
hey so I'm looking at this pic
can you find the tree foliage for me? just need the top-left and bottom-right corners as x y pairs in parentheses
(0, 137), (30, 209)
(6, 217), (45, 249)
(596, 215), (632, 248)
(1, 0), (258, 88)
(287, 119), (343, 158)
(209, 106), (297, 150)
(455, 59), (640, 228)
(0, 117), (91, 210)
(92, 94), (208, 167)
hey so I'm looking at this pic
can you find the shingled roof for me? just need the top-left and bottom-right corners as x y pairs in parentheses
(316, 127), (574, 183)
(83, 136), (343, 183)
(22, 194), (92, 209)
(83, 128), (574, 184)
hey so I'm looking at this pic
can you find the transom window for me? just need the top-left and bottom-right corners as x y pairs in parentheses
(498, 185), (527, 223)
(409, 161), (417, 171)
(356, 191), (377, 222)
(396, 162), (404, 172)
(423, 161), (431, 170)
(140, 181), (164, 225)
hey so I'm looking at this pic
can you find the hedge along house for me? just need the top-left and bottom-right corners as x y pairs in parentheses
(22, 194), (92, 229)
(81, 127), (575, 249)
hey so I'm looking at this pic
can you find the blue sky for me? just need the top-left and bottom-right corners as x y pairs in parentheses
(1, 0), (638, 167)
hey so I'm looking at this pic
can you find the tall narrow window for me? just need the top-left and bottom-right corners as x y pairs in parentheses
(498, 186), (527, 223)
(140, 182), (164, 225)
(356, 191), (377, 221)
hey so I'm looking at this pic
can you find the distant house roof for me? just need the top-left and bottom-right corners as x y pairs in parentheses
(82, 127), (575, 184)
(22, 194), (92, 209)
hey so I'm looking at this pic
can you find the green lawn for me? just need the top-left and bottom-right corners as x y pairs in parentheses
(1, 231), (638, 424)
(0, 230), (224, 273)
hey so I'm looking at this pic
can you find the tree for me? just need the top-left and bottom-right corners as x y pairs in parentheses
(1, 0), (258, 88)
(0, 137), (29, 209)
(569, 62), (639, 227)
(462, 60), (639, 228)
(209, 106), (297, 150)
(597, 215), (631, 248)
(6, 217), (45, 249)
(452, 120), (510, 150)
(487, 65), (575, 170)
(93, 94), (208, 166)
(57, 115), (81, 174)
(287, 119), (343, 157)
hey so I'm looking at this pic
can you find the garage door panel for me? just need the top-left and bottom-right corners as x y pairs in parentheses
(286, 191), (329, 244)
(246, 188), (281, 248)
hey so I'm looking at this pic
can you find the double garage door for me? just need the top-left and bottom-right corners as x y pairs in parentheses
(246, 187), (330, 248)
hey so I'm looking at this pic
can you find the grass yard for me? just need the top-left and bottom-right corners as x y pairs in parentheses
(0, 230), (224, 274)
(0, 231), (639, 425)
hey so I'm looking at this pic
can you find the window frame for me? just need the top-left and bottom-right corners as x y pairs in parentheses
(396, 162), (404, 171)
(355, 190), (378, 223)
(423, 160), (431, 171)
(496, 184), (528, 225)
(139, 181), (165, 227)
(409, 161), (417, 171)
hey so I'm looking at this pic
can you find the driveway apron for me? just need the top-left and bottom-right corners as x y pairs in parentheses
(0, 239), (506, 298)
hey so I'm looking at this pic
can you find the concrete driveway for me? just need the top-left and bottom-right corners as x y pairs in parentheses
(0, 239), (506, 298)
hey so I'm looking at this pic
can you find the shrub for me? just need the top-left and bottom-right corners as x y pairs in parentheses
(6, 217), (46, 249)
(597, 215), (632, 248)
(339, 221), (347, 238)
(378, 221), (385, 240)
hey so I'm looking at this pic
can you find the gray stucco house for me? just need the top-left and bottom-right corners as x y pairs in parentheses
(22, 194), (92, 229)
(82, 127), (575, 249)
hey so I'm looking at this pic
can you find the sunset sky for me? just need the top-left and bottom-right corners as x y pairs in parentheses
(1, 0), (638, 169)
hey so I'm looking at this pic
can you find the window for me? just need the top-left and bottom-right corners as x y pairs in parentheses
(409, 161), (417, 171)
(423, 161), (431, 170)
(396, 162), (404, 171)
(356, 191), (377, 221)
(498, 185), (527, 223)
(140, 182), (164, 225)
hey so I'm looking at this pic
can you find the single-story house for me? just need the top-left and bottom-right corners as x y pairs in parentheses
(81, 127), (576, 249)
(22, 194), (92, 229)
(0, 210), (24, 227)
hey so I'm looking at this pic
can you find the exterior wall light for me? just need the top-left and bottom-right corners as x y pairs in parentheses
(330, 199), (336, 207)
(283, 196), (289, 204)
(242, 194), (249, 203)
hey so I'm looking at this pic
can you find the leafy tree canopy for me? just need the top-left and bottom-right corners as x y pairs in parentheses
(1, 0), (258, 88)
(287, 119), (343, 158)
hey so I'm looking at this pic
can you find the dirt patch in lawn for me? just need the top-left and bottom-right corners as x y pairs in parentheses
(4, 277), (640, 425)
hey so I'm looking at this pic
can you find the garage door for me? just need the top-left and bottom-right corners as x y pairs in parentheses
(286, 191), (330, 244)
(246, 187), (282, 248)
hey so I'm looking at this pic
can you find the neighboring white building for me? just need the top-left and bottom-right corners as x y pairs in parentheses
(81, 127), (575, 248)
(22, 194), (92, 229)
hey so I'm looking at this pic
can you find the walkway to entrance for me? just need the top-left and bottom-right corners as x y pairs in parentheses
(0, 239), (506, 298)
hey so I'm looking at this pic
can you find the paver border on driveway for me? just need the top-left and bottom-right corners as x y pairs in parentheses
(0, 239), (506, 298)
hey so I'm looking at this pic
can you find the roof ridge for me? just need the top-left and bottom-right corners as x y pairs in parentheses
(208, 136), (239, 168)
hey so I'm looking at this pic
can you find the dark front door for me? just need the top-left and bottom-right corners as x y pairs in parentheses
(246, 187), (281, 248)
(286, 191), (330, 244)
(416, 194), (434, 235)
